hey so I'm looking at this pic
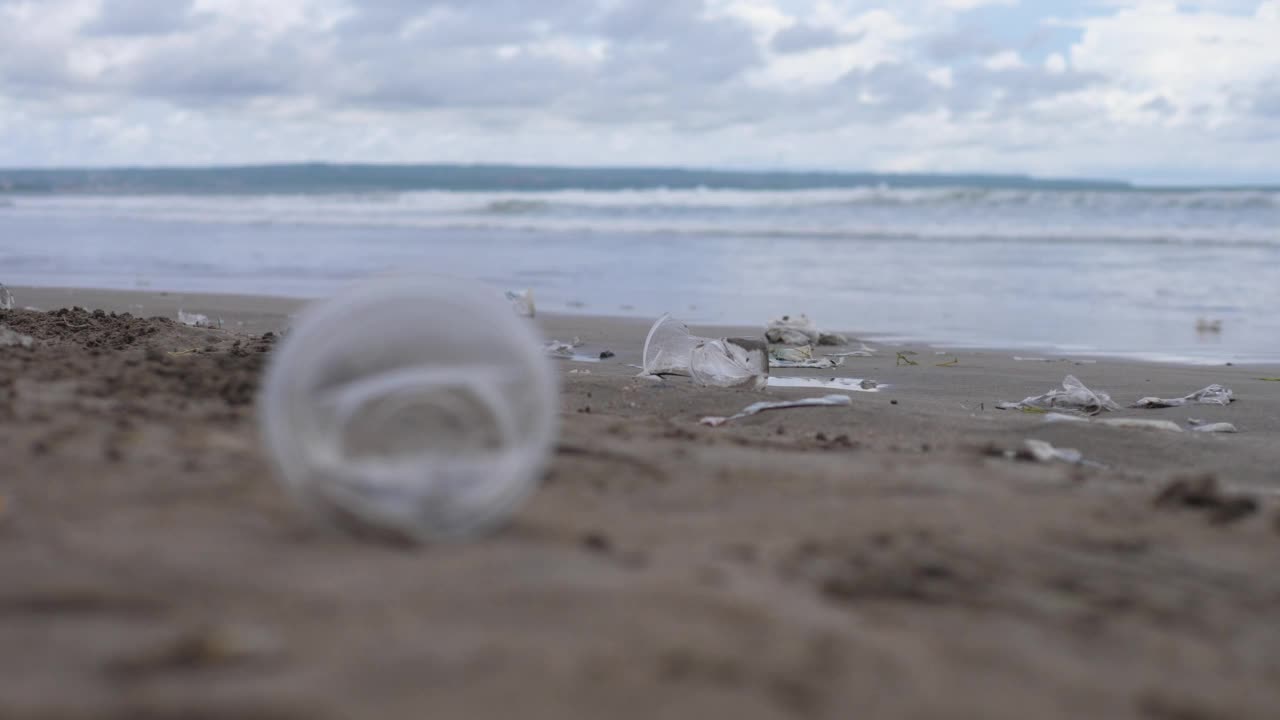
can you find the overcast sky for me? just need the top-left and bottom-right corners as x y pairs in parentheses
(1, 0), (1278, 183)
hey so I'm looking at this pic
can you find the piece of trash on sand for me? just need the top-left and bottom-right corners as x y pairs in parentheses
(0, 284), (13, 311)
(767, 377), (879, 392)
(0, 324), (34, 348)
(257, 274), (559, 542)
(641, 314), (768, 389)
(177, 309), (221, 329)
(1044, 413), (1184, 433)
(896, 351), (919, 367)
(568, 369), (592, 375)
(1130, 384), (1234, 408)
(1010, 439), (1084, 464)
(1096, 418), (1183, 432)
(700, 394), (851, 427)
(1042, 412), (1091, 425)
(997, 375), (1118, 416)
(544, 338), (606, 363)
(765, 314), (847, 346)
(769, 345), (844, 369)
(505, 289), (536, 318)
(1192, 422), (1238, 433)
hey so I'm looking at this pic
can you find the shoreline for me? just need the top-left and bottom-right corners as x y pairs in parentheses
(8, 284), (1272, 368)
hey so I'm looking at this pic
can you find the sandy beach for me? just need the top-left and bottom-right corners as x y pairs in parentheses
(3, 285), (1280, 719)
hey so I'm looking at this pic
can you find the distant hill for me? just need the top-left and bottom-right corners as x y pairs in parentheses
(0, 162), (1134, 194)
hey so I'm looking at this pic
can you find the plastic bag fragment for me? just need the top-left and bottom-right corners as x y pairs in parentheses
(178, 309), (220, 329)
(700, 394), (852, 427)
(1192, 423), (1238, 433)
(765, 314), (846, 346)
(0, 284), (13, 311)
(1096, 418), (1183, 432)
(689, 338), (769, 389)
(1018, 439), (1083, 464)
(505, 289), (536, 318)
(997, 375), (1119, 416)
(769, 345), (844, 369)
(0, 324), (33, 348)
(1130, 384), (1234, 409)
(641, 314), (768, 389)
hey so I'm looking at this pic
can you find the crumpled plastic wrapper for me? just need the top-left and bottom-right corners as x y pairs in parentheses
(1131, 384), (1233, 408)
(997, 375), (1119, 416)
(642, 314), (768, 389)
(765, 314), (847, 347)
(769, 345), (844, 369)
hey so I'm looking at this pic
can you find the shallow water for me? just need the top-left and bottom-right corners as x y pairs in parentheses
(3, 184), (1279, 364)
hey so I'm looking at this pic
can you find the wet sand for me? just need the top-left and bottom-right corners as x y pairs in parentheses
(3, 286), (1280, 719)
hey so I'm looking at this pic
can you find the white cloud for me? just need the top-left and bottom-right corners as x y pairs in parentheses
(0, 0), (1277, 182)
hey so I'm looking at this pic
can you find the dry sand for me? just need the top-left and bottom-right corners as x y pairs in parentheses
(3, 286), (1280, 719)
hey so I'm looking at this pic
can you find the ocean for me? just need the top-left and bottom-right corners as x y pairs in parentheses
(2, 164), (1278, 364)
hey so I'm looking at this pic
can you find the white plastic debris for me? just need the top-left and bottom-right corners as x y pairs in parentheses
(997, 375), (1119, 416)
(700, 394), (852, 427)
(1043, 413), (1184, 433)
(0, 284), (13, 311)
(1131, 384), (1234, 408)
(505, 289), (536, 318)
(767, 377), (879, 392)
(177, 309), (220, 329)
(1042, 412), (1090, 425)
(257, 274), (559, 542)
(765, 314), (847, 346)
(1192, 423), (1238, 433)
(1020, 439), (1084, 464)
(0, 325), (33, 348)
(769, 345), (844, 369)
(641, 314), (767, 389)
(1096, 418), (1184, 432)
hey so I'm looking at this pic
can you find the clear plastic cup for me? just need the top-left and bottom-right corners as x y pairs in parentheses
(259, 274), (559, 541)
(642, 314), (768, 389)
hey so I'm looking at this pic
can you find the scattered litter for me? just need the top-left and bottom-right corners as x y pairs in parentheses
(769, 345), (844, 369)
(997, 375), (1118, 416)
(767, 377), (879, 392)
(505, 289), (536, 318)
(1096, 418), (1183, 432)
(1154, 474), (1257, 525)
(177, 309), (221, 329)
(700, 394), (852, 427)
(1017, 439), (1083, 464)
(1131, 384), (1234, 408)
(544, 337), (600, 363)
(1258, 377), (1280, 382)
(0, 284), (13, 311)
(935, 357), (960, 367)
(765, 314), (847, 346)
(1013, 356), (1054, 362)
(1187, 417), (1204, 426)
(599, 350), (615, 360)
(1043, 412), (1183, 432)
(0, 324), (34, 348)
(896, 351), (919, 367)
(1192, 423), (1238, 433)
(1042, 412), (1090, 425)
(641, 314), (767, 389)
(569, 369), (592, 375)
